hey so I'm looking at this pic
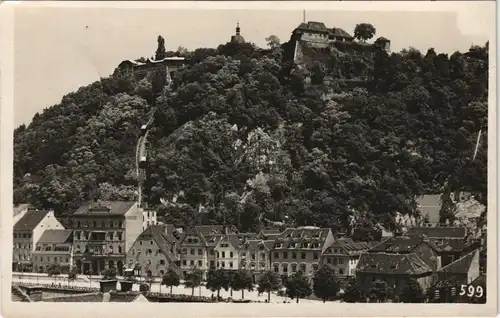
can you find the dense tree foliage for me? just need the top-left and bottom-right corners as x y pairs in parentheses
(398, 278), (424, 303)
(229, 269), (254, 299)
(312, 266), (340, 302)
(284, 272), (312, 303)
(161, 267), (181, 294)
(13, 35), (488, 233)
(206, 268), (230, 298)
(343, 277), (363, 303)
(257, 270), (282, 302)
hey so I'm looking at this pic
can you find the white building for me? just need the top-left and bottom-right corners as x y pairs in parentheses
(13, 209), (64, 271)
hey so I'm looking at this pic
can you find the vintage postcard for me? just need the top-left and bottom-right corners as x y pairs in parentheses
(0, 1), (497, 317)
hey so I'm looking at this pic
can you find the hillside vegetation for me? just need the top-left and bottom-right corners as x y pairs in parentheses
(13, 39), (489, 233)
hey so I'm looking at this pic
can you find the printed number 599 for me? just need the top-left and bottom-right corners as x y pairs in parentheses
(459, 285), (484, 298)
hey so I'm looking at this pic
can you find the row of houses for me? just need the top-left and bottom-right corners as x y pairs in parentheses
(13, 200), (485, 297)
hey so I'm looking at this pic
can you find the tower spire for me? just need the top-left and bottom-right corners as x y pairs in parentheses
(236, 21), (240, 35)
(303, 10), (306, 23)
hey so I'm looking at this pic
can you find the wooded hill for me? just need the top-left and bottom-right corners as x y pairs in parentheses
(13, 37), (489, 233)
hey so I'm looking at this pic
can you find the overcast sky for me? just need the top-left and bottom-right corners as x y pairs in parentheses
(13, 2), (494, 127)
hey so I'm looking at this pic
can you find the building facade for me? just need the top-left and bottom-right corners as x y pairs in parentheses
(239, 239), (274, 283)
(356, 252), (434, 297)
(71, 201), (143, 275)
(13, 209), (64, 271)
(321, 238), (375, 277)
(32, 229), (74, 274)
(126, 225), (181, 277)
(270, 227), (334, 279)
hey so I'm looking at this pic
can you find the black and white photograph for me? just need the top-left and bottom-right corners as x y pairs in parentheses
(0, 1), (496, 317)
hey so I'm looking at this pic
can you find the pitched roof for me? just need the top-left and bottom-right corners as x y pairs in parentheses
(432, 238), (471, 253)
(470, 274), (486, 287)
(14, 210), (51, 231)
(369, 235), (440, 253)
(274, 227), (331, 249)
(262, 240), (275, 250)
(13, 203), (32, 216)
(356, 252), (432, 275)
(224, 233), (258, 250)
(439, 250), (478, 274)
(139, 225), (179, 263)
(325, 238), (377, 255)
(37, 229), (73, 244)
(330, 28), (353, 39)
(416, 194), (441, 223)
(405, 227), (467, 239)
(294, 21), (330, 33)
(74, 201), (136, 215)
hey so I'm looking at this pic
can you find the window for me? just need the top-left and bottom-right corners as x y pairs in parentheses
(230, 252), (234, 258)
(117, 232), (122, 240)
(118, 246), (122, 253)
(241, 252), (246, 258)
(339, 268), (344, 275)
(160, 270), (164, 275)
(283, 252), (288, 259)
(140, 240), (143, 246)
(160, 259), (165, 265)
(77, 221), (81, 227)
(291, 264), (297, 273)
(109, 245), (114, 253)
(300, 264), (306, 273)
(217, 261), (220, 268)
(190, 260), (195, 266)
(222, 252), (225, 258)
(338, 258), (344, 264)
(301, 252), (306, 259)
(182, 248), (187, 254)
(182, 260), (187, 266)
(274, 252), (279, 259)
(327, 258), (332, 264)
(150, 241), (153, 245)
(312, 264), (318, 271)
(210, 260), (215, 267)
(40, 257), (44, 262)
(198, 249), (202, 255)
(54, 257), (58, 263)
(229, 262), (233, 268)
(313, 252), (318, 259)
(251, 253), (255, 260)
(190, 249), (195, 255)
(333, 258), (338, 265)
(66, 258), (69, 263)
(292, 252), (297, 259)
(198, 260), (202, 267)
(157, 249), (161, 255)
(216, 251), (220, 258)
(221, 261), (225, 268)
(282, 264), (288, 273)
(260, 253), (266, 260)
(210, 250), (214, 255)
(273, 264), (279, 273)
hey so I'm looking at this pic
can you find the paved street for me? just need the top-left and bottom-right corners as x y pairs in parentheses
(12, 274), (321, 303)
